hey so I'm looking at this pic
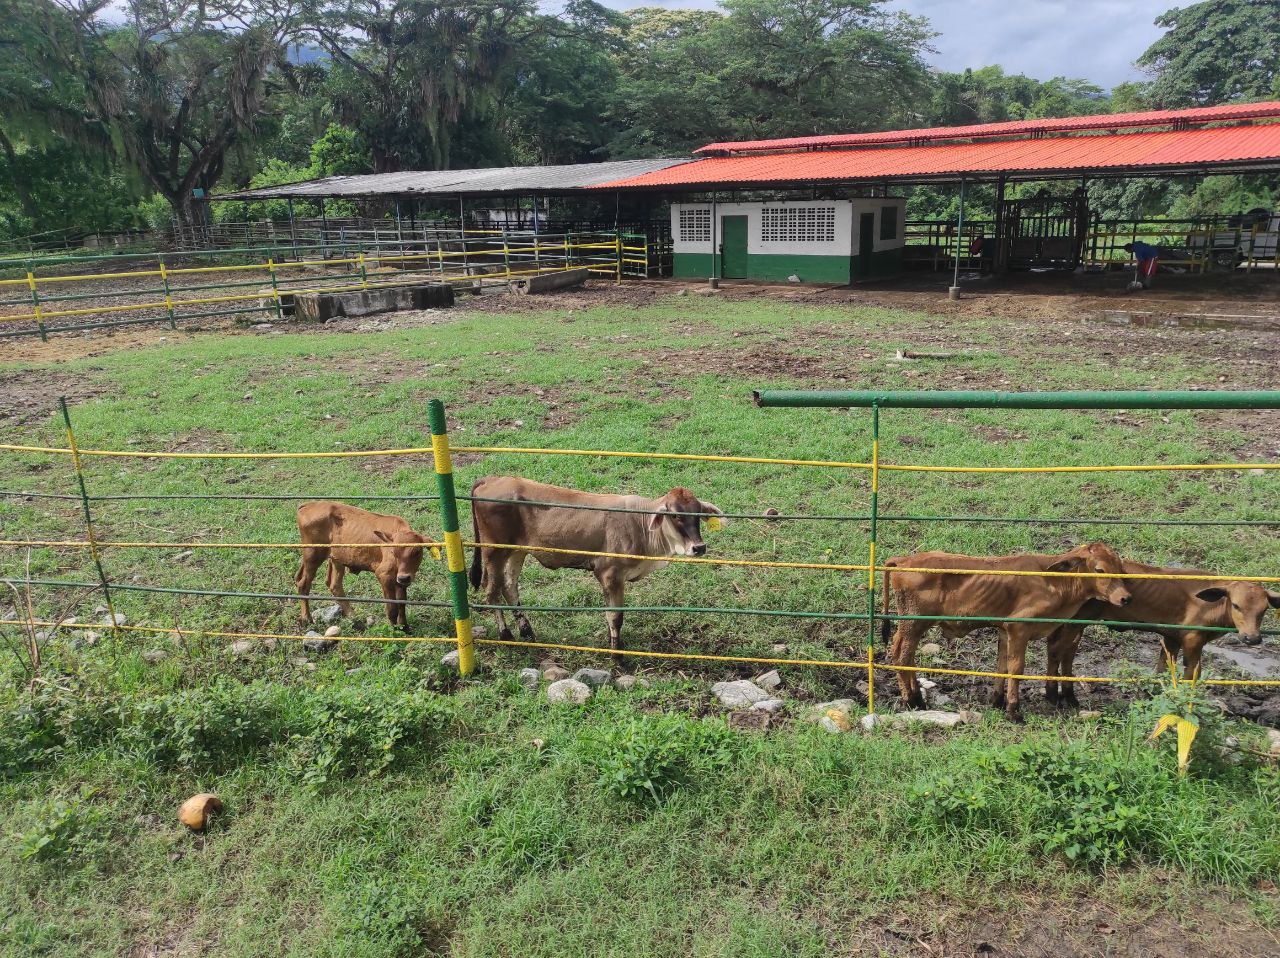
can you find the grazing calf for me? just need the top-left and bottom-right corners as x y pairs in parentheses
(1045, 563), (1280, 704)
(881, 543), (1132, 721)
(469, 476), (724, 653)
(295, 501), (428, 628)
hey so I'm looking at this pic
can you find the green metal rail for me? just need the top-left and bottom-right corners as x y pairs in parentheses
(754, 389), (1280, 409)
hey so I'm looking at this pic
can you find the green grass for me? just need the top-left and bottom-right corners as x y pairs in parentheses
(2, 292), (1279, 955)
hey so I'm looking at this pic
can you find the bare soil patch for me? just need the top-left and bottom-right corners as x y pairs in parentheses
(856, 891), (1279, 958)
(0, 366), (111, 427)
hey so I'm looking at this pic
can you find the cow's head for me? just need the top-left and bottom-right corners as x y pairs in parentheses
(1192, 582), (1280, 644)
(649, 487), (725, 557)
(373, 528), (428, 586)
(1049, 542), (1131, 607)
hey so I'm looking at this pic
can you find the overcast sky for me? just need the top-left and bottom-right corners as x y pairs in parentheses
(592, 0), (1170, 90)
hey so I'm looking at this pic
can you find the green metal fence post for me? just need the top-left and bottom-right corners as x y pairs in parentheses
(865, 402), (880, 714)
(428, 399), (476, 676)
(267, 258), (283, 319)
(59, 397), (120, 641)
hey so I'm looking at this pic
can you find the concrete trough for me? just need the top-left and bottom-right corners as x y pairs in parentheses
(293, 283), (455, 322)
(511, 267), (591, 295)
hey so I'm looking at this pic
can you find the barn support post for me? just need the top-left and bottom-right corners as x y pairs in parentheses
(949, 178), (966, 299)
(710, 192), (719, 286)
(531, 194), (541, 266)
(458, 196), (470, 276)
(427, 399), (476, 677)
(993, 174), (1008, 272)
(59, 397), (120, 642)
(286, 197), (299, 262)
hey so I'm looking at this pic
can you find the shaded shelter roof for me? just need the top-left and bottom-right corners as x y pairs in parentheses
(595, 123), (1280, 191)
(216, 157), (691, 201)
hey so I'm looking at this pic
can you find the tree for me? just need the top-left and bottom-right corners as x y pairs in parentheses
(1138, 0), (1280, 106)
(304, 0), (535, 171)
(38, 0), (295, 225)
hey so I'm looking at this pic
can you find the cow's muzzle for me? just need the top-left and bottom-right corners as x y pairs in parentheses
(1111, 588), (1132, 607)
(691, 542), (707, 557)
(396, 575), (413, 586)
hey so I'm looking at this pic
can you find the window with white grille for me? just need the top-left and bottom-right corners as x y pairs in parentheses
(678, 208), (711, 243)
(761, 206), (836, 243)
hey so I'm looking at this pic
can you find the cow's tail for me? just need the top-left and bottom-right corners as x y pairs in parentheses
(880, 560), (896, 646)
(468, 481), (484, 590)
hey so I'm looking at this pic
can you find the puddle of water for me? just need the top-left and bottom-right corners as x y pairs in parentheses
(1086, 310), (1280, 331)
(1203, 642), (1280, 677)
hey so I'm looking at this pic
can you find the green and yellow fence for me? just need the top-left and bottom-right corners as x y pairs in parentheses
(0, 230), (652, 341)
(3, 391), (1280, 716)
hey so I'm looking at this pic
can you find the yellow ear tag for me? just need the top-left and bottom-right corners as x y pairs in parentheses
(705, 516), (723, 532)
(430, 546), (443, 561)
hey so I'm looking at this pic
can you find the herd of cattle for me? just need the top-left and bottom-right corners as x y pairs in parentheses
(293, 478), (1278, 722)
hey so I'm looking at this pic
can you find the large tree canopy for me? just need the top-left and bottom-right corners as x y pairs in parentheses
(1138, 0), (1280, 106)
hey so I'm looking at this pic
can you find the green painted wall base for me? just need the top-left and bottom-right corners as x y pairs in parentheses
(674, 248), (904, 284)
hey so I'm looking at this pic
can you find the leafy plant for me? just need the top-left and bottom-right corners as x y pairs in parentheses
(593, 715), (739, 806)
(13, 796), (104, 864)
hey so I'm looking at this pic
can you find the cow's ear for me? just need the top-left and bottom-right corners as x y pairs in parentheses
(1195, 587), (1229, 603)
(1047, 557), (1079, 574)
(699, 501), (726, 526)
(373, 530), (392, 543)
(649, 505), (666, 530)
(1267, 590), (1280, 609)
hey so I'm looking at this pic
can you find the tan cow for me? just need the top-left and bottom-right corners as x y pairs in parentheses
(295, 501), (428, 628)
(881, 543), (1132, 721)
(469, 476), (725, 653)
(1044, 562), (1280, 705)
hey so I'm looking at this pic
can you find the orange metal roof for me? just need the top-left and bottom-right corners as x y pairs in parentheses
(693, 100), (1280, 155)
(596, 124), (1280, 190)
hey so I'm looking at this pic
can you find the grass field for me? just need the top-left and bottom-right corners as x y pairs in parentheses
(2, 286), (1279, 956)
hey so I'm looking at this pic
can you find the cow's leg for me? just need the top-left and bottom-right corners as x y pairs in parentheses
(890, 621), (928, 710)
(1058, 626), (1084, 709)
(596, 566), (626, 658)
(501, 552), (534, 640)
(989, 630), (1008, 708)
(395, 582), (409, 629)
(296, 547), (326, 622)
(482, 551), (515, 642)
(326, 560), (353, 617)
(1182, 631), (1208, 681)
(1003, 627), (1033, 722)
(377, 575), (402, 628)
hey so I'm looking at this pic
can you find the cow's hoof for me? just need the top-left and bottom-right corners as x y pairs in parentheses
(908, 691), (927, 710)
(499, 627), (515, 642)
(518, 620), (536, 640)
(989, 690), (1007, 709)
(1062, 694), (1081, 710)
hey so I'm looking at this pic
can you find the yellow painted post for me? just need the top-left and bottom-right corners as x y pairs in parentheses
(157, 256), (177, 329)
(502, 231), (511, 280)
(25, 267), (47, 342)
(428, 399), (476, 676)
(266, 258), (282, 319)
(615, 234), (622, 285)
(357, 252), (369, 289)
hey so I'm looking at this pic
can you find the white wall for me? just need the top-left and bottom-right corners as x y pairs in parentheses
(671, 198), (906, 256)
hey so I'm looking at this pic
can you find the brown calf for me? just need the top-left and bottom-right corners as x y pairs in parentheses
(469, 476), (724, 653)
(881, 543), (1132, 721)
(1045, 561), (1280, 705)
(295, 501), (428, 628)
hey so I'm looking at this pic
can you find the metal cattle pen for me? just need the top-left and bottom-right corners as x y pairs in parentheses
(3, 391), (1280, 743)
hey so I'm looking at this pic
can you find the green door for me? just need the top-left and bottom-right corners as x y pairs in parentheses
(720, 215), (748, 278)
(857, 212), (875, 278)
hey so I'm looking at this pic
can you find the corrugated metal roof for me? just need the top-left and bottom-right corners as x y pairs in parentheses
(216, 158), (691, 200)
(694, 100), (1280, 155)
(596, 124), (1280, 190)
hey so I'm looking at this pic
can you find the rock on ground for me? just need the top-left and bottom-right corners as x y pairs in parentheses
(313, 604), (343, 625)
(755, 669), (782, 691)
(542, 665), (570, 682)
(711, 680), (769, 708)
(517, 667), (541, 688)
(546, 678), (592, 704)
(572, 668), (612, 689)
(141, 650), (167, 665)
(920, 642), (942, 656)
(324, 625), (341, 638)
(303, 631), (338, 653)
(441, 649), (461, 670)
(228, 640), (256, 657)
(750, 698), (785, 714)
